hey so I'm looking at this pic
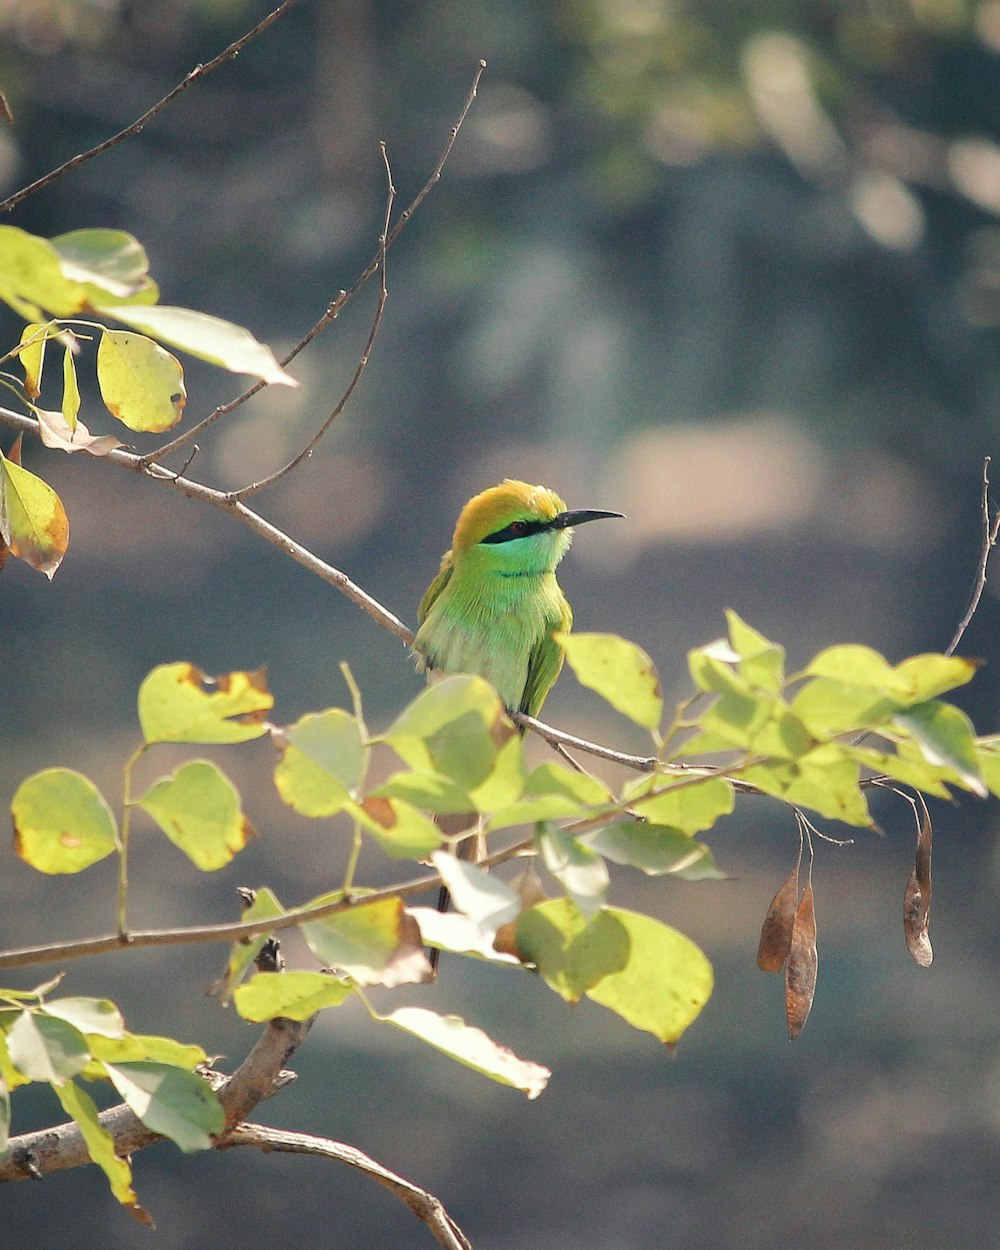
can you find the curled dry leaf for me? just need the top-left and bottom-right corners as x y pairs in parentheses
(757, 861), (799, 972)
(35, 407), (125, 456)
(785, 880), (818, 1040)
(904, 799), (933, 967)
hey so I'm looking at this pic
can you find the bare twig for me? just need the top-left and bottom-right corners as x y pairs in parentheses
(0, 0), (302, 215)
(231, 141), (396, 498)
(946, 455), (1000, 656)
(139, 58), (488, 470)
(219, 1125), (473, 1250)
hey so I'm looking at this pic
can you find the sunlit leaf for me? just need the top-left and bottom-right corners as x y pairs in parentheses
(54, 1080), (151, 1225)
(88, 1033), (208, 1070)
(101, 303), (297, 387)
(7, 1010), (89, 1083)
(17, 320), (50, 398)
(407, 907), (521, 963)
(634, 776), (735, 834)
(373, 769), (473, 816)
(97, 329), (186, 432)
(430, 851), (521, 932)
(353, 795), (442, 858)
(383, 1006), (550, 1098)
(0, 225), (90, 318)
(138, 662), (272, 745)
(725, 609), (786, 691)
(894, 700), (987, 797)
(34, 405), (124, 456)
(137, 760), (254, 870)
(537, 824), (609, 918)
(785, 881), (818, 1039)
(301, 895), (432, 987)
(51, 229), (151, 300)
(0, 448), (69, 579)
(42, 997), (124, 1039)
(103, 1061), (223, 1153)
(585, 822), (723, 879)
(234, 970), (355, 1022)
(273, 708), (367, 817)
(558, 631), (663, 729)
(12, 767), (118, 874)
(61, 344), (80, 431)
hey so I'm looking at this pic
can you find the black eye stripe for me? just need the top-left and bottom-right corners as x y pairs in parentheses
(480, 518), (550, 545)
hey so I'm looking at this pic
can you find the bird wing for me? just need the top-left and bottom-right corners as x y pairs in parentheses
(519, 598), (573, 718)
(417, 552), (454, 625)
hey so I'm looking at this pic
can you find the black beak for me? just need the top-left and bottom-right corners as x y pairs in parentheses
(551, 509), (625, 530)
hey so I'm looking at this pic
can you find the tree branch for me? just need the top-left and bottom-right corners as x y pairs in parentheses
(946, 455), (1000, 656)
(218, 1124), (473, 1250)
(0, 0), (303, 215)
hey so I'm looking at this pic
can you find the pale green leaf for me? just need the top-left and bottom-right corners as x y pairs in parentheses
(352, 795), (442, 858)
(50, 229), (150, 299)
(55, 1081), (150, 1224)
(234, 970), (355, 1022)
(383, 1006), (550, 1098)
(138, 760), (253, 870)
(558, 632), (663, 729)
(42, 997), (124, 1039)
(586, 822), (724, 879)
(725, 609), (785, 691)
(138, 662), (273, 744)
(373, 769), (473, 816)
(7, 1010), (89, 1083)
(634, 776), (735, 834)
(11, 767), (118, 874)
(61, 344), (80, 430)
(103, 1061), (223, 1153)
(17, 320), (50, 398)
(273, 709), (367, 817)
(538, 825), (609, 917)
(430, 851), (521, 931)
(101, 303), (297, 386)
(408, 907), (521, 963)
(894, 700), (986, 797)
(301, 896), (430, 987)
(88, 1032), (208, 1070)
(0, 225), (90, 318)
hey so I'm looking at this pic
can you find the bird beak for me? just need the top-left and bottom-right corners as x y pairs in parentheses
(551, 509), (625, 530)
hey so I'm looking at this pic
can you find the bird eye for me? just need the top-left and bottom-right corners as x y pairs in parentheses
(510, 520), (528, 535)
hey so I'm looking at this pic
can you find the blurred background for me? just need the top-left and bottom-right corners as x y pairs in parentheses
(3, 0), (1000, 1245)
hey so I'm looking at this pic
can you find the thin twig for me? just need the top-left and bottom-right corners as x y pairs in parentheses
(219, 1125), (473, 1250)
(231, 141), (395, 499)
(139, 58), (488, 470)
(0, 0), (302, 215)
(946, 455), (1000, 656)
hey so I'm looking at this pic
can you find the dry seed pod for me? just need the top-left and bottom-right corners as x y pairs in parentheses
(785, 881), (818, 1039)
(904, 804), (933, 967)
(757, 862), (799, 972)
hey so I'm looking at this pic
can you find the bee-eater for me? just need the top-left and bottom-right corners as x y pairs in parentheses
(413, 478), (624, 719)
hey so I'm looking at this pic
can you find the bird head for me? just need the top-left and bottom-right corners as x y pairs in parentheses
(451, 479), (623, 566)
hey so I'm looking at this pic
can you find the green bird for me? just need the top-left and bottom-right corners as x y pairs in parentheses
(413, 478), (624, 719)
(413, 479), (623, 954)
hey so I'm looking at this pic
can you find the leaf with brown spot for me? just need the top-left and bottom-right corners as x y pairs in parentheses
(0, 447), (69, 579)
(904, 796), (933, 967)
(785, 880), (818, 1039)
(301, 895), (433, 988)
(757, 861), (799, 972)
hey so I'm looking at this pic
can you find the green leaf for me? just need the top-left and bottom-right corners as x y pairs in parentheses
(88, 1032), (208, 1070)
(301, 896), (430, 987)
(515, 898), (632, 1002)
(6, 1010), (89, 1083)
(558, 632), (663, 729)
(352, 796), (442, 858)
(894, 700), (987, 797)
(845, 746), (956, 799)
(50, 229), (152, 301)
(42, 997), (124, 1038)
(725, 609), (786, 691)
(688, 641), (751, 695)
(0, 1072), (9, 1152)
(0, 225), (90, 318)
(233, 970), (355, 1022)
(97, 329), (186, 432)
(216, 887), (286, 1003)
(745, 744), (872, 826)
(373, 769), (473, 816)
(137, 760), (254, 870)
(584, 905), (714, 1044)
(586, 822), (724, 879)
(537, 825), (609, 918)
(273, 709), (367, 817)
(791, 677), (899, 738)
(138, 662), (273, 744)
(634, 776), (734, 834)
(101, 303), (297, 387)
(103, 1061), (223, 1153)
(383, 675), (513, 791)
(17, 321), (50, 398)
(804, 644), (899, 688)
(0, 448), (69, 579)
(11, 767), (118, 874)
(54, 1081), (151, 1225)
(61, 344), (80, 431)
(890, 654), (980, 703)
(468, 735), (527, 811)
(382, 1006), (550, 1099)
(523, 762), (613, 805)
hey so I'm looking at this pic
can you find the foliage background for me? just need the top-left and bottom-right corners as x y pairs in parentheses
(3, 0), (1000, 1245)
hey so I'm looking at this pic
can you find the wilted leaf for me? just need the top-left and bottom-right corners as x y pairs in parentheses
(757, 862), (799, 972)
(383, 1006), (550, 1098)
(904, 797), (933, 967)
(785, 881), (818, 1039)
(273, 708), (367, 817)
(34, 405), (124, 456)
(137, 760), (254, 870)
(55, 1080), (151, 1225)
(138, 663), (272, 745)
(101, 303), (297, 387)
(301, 896), (432, 987)
(0, 448), (69, 578)
(12, 767), (118, 874)
(97, 329), (186, 432)
(102, 1061), (223, 1153)
(234, 970), (355, 1022)
(558, 632), (663, 729)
